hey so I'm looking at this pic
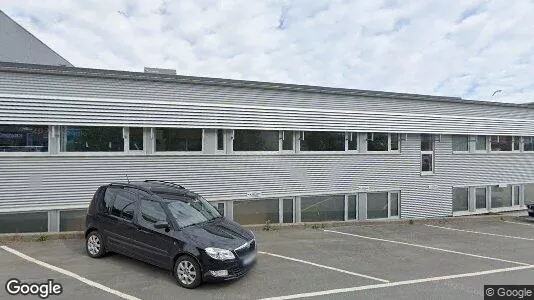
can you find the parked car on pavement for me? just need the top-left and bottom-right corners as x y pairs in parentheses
(85, 180), (256, 288)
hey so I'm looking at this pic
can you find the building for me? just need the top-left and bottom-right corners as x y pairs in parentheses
(1, 11), (534, 234)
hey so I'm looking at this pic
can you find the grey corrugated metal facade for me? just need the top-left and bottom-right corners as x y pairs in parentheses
(1, 61), (534, 226)
(0, 10), (72, 67)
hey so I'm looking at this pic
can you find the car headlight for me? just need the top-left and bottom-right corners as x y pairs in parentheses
(204, 247), (236, 260)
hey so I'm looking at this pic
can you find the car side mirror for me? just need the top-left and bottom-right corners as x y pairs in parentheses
(154, 221), (170, 230)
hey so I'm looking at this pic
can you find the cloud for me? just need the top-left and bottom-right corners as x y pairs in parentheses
(2, 0), (534, 103)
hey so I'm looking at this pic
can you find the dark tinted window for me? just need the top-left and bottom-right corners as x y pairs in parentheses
(367, 133), (388, 151)
(139, 200), (167, 227)
(0, 125), (48, 152)
(155, 128), (202, 151)
(61, 126), (124, 152)
(102, 187), (118, 213)
(300, 131), (345, 151)
(110, 190), (137, 220)
(233, 130), (279, 151)
(129, 127), (144, 151)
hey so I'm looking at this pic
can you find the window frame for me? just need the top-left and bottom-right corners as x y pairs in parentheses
(126, 127), (146, 155)
(489, 135), (520, 153)
(297, 131), (348, 154)
(474, 186), (489, 211)
(280, 131), (296, 154)
(475, 135), (489, 153)
(366, 191), (400, 220)
(152, 128), (204, 155)
(452, 186), (470, 213)
(452, 135), (469, 154)
(388, 191), (400, 218)
(421, 134), (435, 176)
(523, 136), (534, 152)
(0, 125), (51, 156)
(279, 197), (295, 223)
(58, 125), (127, 156)
(230, 129), (281, 155)
(366, 133), (400, 153)
(216, 129), (226, 154)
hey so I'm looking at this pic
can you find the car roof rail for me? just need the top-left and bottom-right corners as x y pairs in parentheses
(144, 180), (185, 189)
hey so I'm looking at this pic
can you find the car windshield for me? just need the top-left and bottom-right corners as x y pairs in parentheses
(163, 194), (221, 228)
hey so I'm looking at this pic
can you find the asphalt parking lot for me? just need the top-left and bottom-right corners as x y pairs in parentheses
(1, 215), (534, 300)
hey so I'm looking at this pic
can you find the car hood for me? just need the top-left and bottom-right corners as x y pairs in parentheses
(181, 217), (253, 250)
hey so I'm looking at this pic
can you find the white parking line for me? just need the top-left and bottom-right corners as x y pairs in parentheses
(1, 245), (141, 300)
(258, 264), (534, 300)
(425, 224), (534, 241)
(258, 251), (389, 283)
(503, 220), (534, 227)
(324, 229), (529, 266)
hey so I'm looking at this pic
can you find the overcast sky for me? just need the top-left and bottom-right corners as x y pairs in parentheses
(2, 0), (534, 103)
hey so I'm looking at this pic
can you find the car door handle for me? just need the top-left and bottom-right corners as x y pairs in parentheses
(136, 227), (150, 233)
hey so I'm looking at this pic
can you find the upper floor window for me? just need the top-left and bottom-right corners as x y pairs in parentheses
(217, 129), (225, 151)
(129, 127), (144, 151)
(155, 128), (202, 152)
(476, 135), (488, 151)
(233, 130), (279, 152)
(524, 136), (534, 152)
(300, 131), (345, 151)
(0, 125), (48, 152)
(367, 133), (399, 152)
(421, 134), (434, 174)
(452, 135), (469, 152)
(61, 126), (123, 152)
(490, 136), (518, 152)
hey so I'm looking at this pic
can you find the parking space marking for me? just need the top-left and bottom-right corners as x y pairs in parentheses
(503, 220), (534, 227)
(324, 229), (529, 266)
(258, 264), (534, 300)
(0, 245), (141, 300)
(258, 251), (390, 283)
(425, 224), (534, 241)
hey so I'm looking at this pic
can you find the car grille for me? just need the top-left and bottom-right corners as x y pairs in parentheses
(234, 239), (256, 258)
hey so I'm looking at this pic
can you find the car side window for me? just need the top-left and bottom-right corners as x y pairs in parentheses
(138, 199), (168, 228)
(110, 189), (137, 221)
(102, 187), (118, 213)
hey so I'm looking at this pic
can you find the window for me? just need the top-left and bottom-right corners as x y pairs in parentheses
(452, 135), (469, 152)
(476, 136), (488, 151)
(282, 198), (294, 223)
(367, 192), (388, 219)
(110, 190), (137, 220)
(490, 136), (517, 152)
(475, 187), (487, 209)
(61, 126), (123, 152)
(524, 137), (534, 152)
(60, 209), (86, 232)
(216, 202), (225, 216)
(491, 185), (512, 208)
(138, 200), (168, 227)
(217, 129), (225, 151)
(513, 185), (520, 206)
(233, 130), (279, 152)
(155, 128), (202, 152)
(129, 127), (144, 151)
(282, 131), (294, 151)
(390, 192), (399, 217)
(347, 132), (358, 151)
(233, 199), (279, 225)
(347, 195), (358, 220)
(525, 184), (534, 205)
(367, 133), (399, 152)
(0, 125), (48, 152)
(301, 195), (345, 222)
(300, 131), (345, 152)
(421, 134), (434, 173)
(0, 212), (48, 233)
(452, 187), (469, 212)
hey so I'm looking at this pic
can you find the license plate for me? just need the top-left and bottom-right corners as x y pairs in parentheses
(243, 252), (256, 265)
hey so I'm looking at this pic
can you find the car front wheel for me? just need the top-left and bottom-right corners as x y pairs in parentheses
(174, 255), (202, 288)
(86, 231), (106, 258)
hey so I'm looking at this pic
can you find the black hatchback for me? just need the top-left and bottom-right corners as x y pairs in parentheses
(85, 180), (257, 288)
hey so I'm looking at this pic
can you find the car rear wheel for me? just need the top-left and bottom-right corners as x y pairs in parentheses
(86, 231), (105, 258)
(174, 255), (202, 288)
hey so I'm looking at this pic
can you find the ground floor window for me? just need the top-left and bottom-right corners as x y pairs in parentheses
(281, 198), (294, 223)
(59, 209), (86, 231)
(0, 125), (49, 152)
(475, 187), (487, 209)
(300, 195), (345, 222)
(347, 195), (358, 220)
(0, 212), (48, 233)
(525, 184), (534, 205)
(491, 185), (513, 208)
(452, 187), (469, 212)
(233, 198), (279, 225)
(367, 191), (400, 219)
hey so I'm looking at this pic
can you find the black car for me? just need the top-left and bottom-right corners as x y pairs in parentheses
(85, 180), (256, 288)
(528, 204), (534, 217)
